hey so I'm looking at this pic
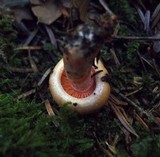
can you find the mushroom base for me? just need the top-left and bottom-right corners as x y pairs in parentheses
(49, 59), (110, 114)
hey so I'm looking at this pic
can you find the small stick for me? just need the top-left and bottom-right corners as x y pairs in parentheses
(15, 46), (42, 51)
(93, 132), (113, 157)
(45, 25), (57, 48)
(137, 51), (147, 72)
(44, 99), (59, 127)
(134, 110), (149, 130)
(112, 87), (154, 120)
(37, 67), (52, 86)
(113, 35), (160, 41)
(110, 48), (121, 67)
(152, 59), (160, 78)
(99, 0), (114, 16)
(23, 29), (38, 46)
(17, 89), (36, 100)
(28, 51), (39, 73)
(7, 66), (34, 73)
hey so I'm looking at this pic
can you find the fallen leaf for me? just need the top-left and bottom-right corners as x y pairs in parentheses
(31, 0), (62, 24)
(70, 0), (89, 22)
(12, 7), (33, 22)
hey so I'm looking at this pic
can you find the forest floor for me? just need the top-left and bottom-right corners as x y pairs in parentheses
(0, 0), (160, 157)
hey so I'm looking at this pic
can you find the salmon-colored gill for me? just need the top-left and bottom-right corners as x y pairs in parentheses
(61, 45), (98, 98)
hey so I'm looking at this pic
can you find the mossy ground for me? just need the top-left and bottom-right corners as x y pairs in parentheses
(0, 0), (160, 156)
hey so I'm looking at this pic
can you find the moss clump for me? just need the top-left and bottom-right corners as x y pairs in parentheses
(0, 94), (95, 157)
(0, 15), (17, 62)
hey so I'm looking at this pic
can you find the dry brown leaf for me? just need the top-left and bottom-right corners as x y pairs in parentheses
(70, 0), (89, 22)
(31, 0), (62, 24)
(110, 103), (139, 137)
(12, 7), (33, 22)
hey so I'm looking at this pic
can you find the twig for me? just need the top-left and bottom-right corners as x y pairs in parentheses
(99, 0), (114, 16)
(109, 94), (128, 106)
(110, 48), (121, 67)
(44, 99), (59, 127)
(125, 87), (143, 96)
(45, 25), (57, 48)
(93, 132), (113, 157)
(28, 51), (39, 73)
(23, 29), (38, 46)
(7, 66), (34, 73)
(152, 59), (160, 78)
(113, 35), (160, 41)
(112, 87), (154, 120)
(15, 46), (42, 51)
(110, 103), (139, 137)
(17, 89), (36, 100)
(37, 67), (52, 86)
(134, 110), (149, 131)
(137, 51), (147, 72)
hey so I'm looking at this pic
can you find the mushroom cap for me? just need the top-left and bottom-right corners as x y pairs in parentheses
(49, 59), (110, 114)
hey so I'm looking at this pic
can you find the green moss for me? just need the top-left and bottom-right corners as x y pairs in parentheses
(131, 134), (160, 157)
(108, 0), (137, 26)
(0, 15), (19, 66)
(0, 94), (95, 157)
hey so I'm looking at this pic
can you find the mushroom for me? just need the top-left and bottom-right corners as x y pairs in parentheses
(49, 24), (110, 114)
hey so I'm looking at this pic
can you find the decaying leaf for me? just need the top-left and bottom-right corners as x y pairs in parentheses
(70, 0), (90, 22)
(12, 7), (33, 22)
(31, 0), (62, 24)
